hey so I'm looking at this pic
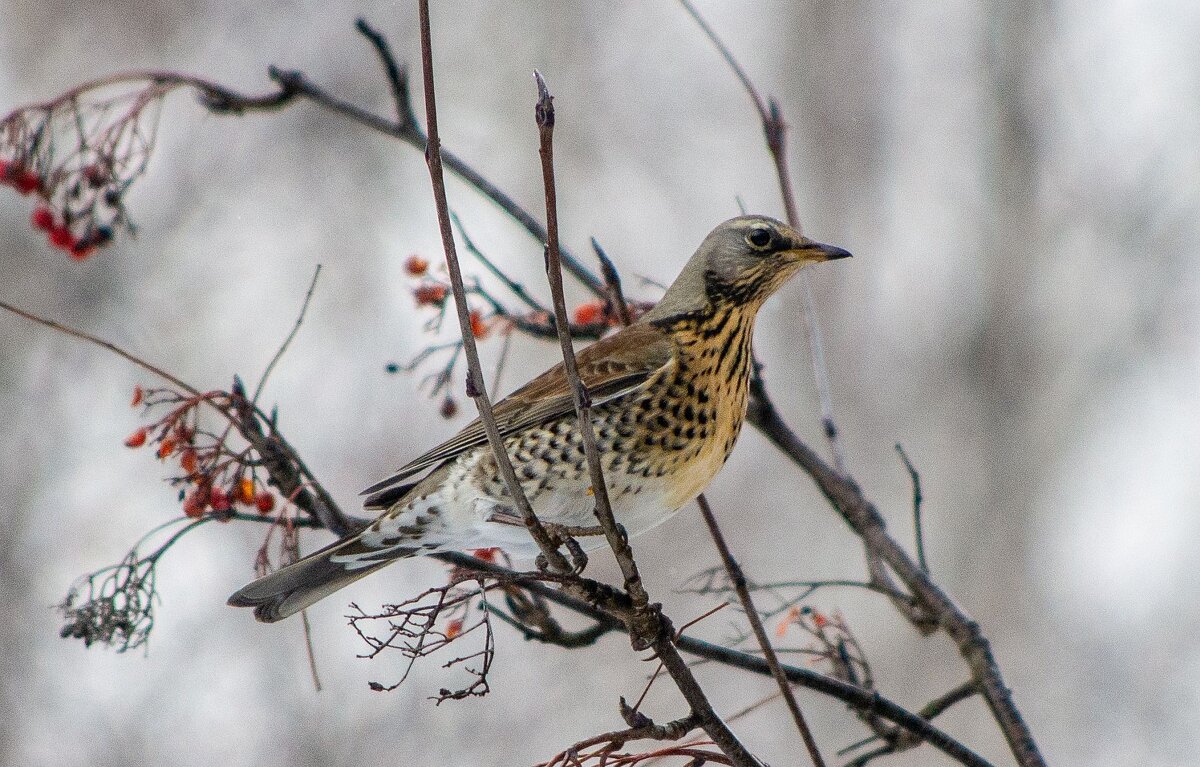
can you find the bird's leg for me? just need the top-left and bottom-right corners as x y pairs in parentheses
(561, 534), (588, 574)
(536, 523), (588, 574)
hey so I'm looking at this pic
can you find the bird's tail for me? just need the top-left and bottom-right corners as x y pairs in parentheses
(227, 536), (417, 623)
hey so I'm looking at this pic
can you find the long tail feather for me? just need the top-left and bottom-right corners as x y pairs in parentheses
(227, 537), (416, 623)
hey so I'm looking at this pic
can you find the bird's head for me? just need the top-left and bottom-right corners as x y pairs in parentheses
(643, 215), (851, 322)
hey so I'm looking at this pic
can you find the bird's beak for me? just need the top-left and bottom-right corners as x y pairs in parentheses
(802, 238), (852, 262)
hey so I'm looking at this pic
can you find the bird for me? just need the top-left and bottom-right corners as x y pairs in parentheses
(228, 215), (850, 622)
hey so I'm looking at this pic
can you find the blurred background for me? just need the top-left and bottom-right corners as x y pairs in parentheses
(1, 1), (1197, 765)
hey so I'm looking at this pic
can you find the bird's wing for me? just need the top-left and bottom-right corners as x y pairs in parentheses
(362, 321), (674, 505)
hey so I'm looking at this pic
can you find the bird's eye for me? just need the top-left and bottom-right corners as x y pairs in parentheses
(746, 226), (773, 249)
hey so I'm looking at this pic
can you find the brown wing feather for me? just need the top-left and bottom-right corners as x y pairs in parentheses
(362, 321), (674, 500)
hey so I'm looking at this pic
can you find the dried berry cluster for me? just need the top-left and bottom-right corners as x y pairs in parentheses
(406, 253), (494, 340)
(1, 81), (165, 260)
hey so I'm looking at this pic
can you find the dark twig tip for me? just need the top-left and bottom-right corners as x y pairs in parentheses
(534, 71), (555, 127)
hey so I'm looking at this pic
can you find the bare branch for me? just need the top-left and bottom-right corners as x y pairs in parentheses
(452, 210), (550, 315)
(252, 264), (321, 406)
(591, 237), (633, 327)
(532, 71), (760, 767)
(354, 17), (421, 135)
(678, 0), (848, 472)
(0, 299), (200, 397)
(533, 72), (635, 595)
(895, 443), (929, 573)
(695, 494), (827, 767)
(416, 1), (570, 573)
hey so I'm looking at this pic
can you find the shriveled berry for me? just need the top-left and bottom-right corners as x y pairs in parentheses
(180, 448), (198, 474)
(48, 226), (75, 251)
(157, 436), (177, 459)
(182, 489), (207, 518)
(83, 164), (108, 188)
(130, 385), (144, 407)
(439, 397), (458, 419)
(69, 243), (96, 261)
(14, 170), (40, 195)
(414, 283), (448, 307)
(124, 427), (148, 448)
(210, 487), (231, 512)
(405, 254), (429, 276)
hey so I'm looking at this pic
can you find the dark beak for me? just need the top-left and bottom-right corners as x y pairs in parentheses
(807, 240), (852, 261)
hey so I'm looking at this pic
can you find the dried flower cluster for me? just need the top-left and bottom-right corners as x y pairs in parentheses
(59, 549), (159, 652)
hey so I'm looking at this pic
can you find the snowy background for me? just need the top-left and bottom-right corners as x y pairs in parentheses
(1, 1), (1198, 765)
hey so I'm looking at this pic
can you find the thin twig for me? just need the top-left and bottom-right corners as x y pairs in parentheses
(534, 71), (760, 767)
(838, 680), (979, 758)
(491, 329), (513, 394)
(695, 494), (826, 767)
(592, 237), (633, 326)
(678, 0), (847, 472)
(261, 40), (606, 295)
(301, 602), (323, 692)
(415, 1), (569, 573)
(355, 18), (421, 135)
(533, 72), (637, 596)
(0, 299), (199, 397)
(252, 264), (321, 405)
(451, 210), (550, 315)
(745, 376), (1041, 767)
(895, 443), (928, 573)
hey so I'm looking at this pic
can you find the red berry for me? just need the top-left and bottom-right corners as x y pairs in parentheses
(124, 427), (148, 448)
(471, 547), (500, 563)
(573, 300), (605, 325)
(469, 309), (489, 339)
(439, 397), (458, 419)
(31, 207), (54, 231)
(405, 254), (429, 276)
(254, 491), (275, 514)
(157, 436), (177, 459)
(445, 618), (464, 639)
(209, 487), (231, 512)
(14, 170), (40, 195)
(130, 385), (144, 407)
(48, 226), (75, 251)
